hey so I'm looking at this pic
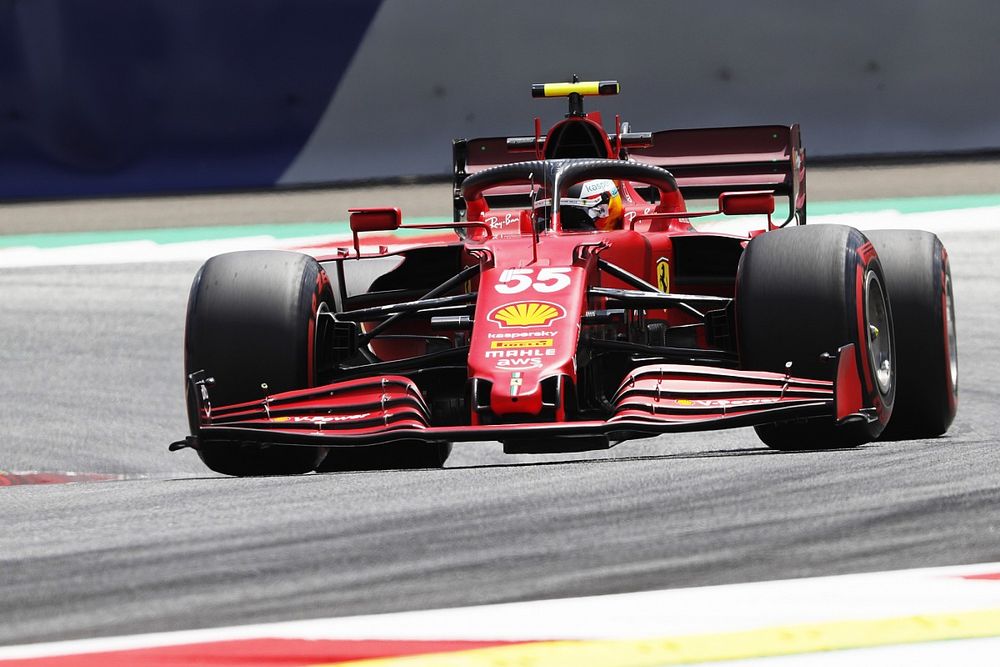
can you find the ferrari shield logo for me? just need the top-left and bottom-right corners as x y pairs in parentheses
(656, 257), (670, 293)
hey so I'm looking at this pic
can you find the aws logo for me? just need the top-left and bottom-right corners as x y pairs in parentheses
(488, 302), (565, 328)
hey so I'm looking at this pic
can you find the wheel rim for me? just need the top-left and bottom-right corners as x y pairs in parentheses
(945, 272), (958, 394)
(865, 271), (893, 395)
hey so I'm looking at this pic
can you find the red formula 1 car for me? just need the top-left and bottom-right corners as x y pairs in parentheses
(172, 80), (958, 476)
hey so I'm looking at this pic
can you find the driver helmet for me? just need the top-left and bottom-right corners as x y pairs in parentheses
(560, 179), (624, 231)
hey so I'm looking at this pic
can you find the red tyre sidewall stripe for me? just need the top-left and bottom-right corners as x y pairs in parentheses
(306, 268), (331, 389)
(854, 260), (873, 396)
(855, 240), (890, 426)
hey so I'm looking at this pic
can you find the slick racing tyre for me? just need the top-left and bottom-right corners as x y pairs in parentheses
(185, 250), (331, 476)
(865, 230), (957, 439)
(736, 224), (895, 450)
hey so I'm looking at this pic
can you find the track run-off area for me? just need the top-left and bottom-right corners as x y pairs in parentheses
(1, 164), (999, 664)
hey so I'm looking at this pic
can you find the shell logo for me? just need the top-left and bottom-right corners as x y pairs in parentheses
(488, 301), (565, 328)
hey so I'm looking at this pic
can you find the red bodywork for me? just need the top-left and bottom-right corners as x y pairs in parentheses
(182, 98), (872, 455)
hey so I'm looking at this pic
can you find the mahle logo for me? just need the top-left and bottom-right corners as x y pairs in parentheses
(488, 302), (565, 328)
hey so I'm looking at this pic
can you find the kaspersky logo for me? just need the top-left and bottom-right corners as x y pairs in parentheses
(488, 302), (565, 328)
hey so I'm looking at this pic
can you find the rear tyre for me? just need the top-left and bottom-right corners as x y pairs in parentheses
(865, 230), (957, 439)
(736, 225), (895, 450)
(185, 250), (331, 476)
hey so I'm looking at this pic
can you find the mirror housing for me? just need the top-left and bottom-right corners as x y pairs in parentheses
(719, 191), (775, 216)
(349, 207), (401, 233)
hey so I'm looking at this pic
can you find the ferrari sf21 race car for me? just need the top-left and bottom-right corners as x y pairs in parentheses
(172, 80), (958, 476)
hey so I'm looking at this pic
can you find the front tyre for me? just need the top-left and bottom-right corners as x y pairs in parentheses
(185, 250), (331, 476)
(736, 225), (895, 450)
(865, 230), (957, 439)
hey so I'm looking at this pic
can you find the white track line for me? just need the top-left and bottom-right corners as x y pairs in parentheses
(1, 561), (999, 659)
(693, 205), (1000, 236)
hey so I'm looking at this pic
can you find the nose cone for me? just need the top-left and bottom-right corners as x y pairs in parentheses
(474, 323), (567, 418)
(470, 276), (584, 420)
(489, 371), (544, 415)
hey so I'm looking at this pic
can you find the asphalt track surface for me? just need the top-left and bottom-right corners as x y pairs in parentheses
(1, 170), (999, 646)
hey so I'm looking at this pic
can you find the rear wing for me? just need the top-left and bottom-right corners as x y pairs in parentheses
(628, 125), (806, 226)
(452, 136), (538, 222)
(453, 124), (806, 226)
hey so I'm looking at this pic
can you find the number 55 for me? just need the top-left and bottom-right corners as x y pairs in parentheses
(495, 268), (572, 294)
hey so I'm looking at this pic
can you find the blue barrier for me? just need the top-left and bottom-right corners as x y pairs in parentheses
(0, 0), (381, 199)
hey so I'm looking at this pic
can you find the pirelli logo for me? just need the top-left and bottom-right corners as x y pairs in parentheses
(490, 338), (553, 350)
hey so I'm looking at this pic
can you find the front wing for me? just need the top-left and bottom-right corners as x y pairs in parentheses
(174, 345), (866, 451)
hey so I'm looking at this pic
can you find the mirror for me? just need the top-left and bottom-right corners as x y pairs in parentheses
(719, 191), (774, 216)
(349, 207), (401, 233)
